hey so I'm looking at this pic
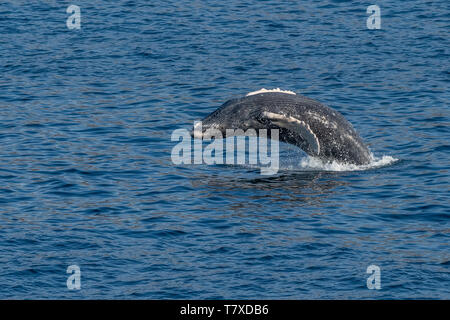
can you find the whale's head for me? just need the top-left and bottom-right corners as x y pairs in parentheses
(191, 97), (264, 139)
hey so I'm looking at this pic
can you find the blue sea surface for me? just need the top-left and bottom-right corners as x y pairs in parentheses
(0, 0), (449, 299)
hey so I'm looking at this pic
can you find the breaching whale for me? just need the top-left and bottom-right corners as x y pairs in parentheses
(193, 89), (372, 165)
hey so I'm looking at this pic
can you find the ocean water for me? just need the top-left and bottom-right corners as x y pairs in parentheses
(0, 0), (448, 299)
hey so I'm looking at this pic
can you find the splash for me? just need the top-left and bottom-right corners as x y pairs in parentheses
(295, 154), (398, 172)
(226, 139), (398, 174)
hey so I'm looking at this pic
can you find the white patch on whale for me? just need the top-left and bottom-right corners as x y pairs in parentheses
(305, 111), (338, 129)
(262, 111), (320, 155)
(246, 88), (296, 96)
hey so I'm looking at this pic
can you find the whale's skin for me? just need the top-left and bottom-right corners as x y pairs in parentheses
(196, 92), (372, 165)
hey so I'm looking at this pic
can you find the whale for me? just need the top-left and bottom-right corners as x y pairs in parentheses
(193, 88), (372, 165)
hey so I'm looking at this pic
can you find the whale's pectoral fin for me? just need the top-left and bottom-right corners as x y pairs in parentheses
(260, 111), (321, 156)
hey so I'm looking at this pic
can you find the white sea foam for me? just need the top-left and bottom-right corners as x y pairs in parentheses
(246, 88), (296, 96)
(225, 138), (397, 174)
(295, 154), (398, 172)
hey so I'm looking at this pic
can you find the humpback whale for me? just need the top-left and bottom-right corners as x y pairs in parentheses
(194, 89), (372, 165)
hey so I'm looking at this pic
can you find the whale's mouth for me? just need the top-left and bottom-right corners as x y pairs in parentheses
(191, 121), (223, 139)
